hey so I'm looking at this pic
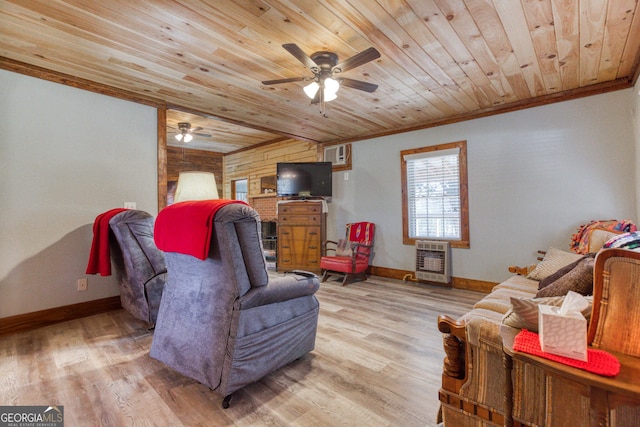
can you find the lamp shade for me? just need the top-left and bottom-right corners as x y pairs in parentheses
(174, 171), (219, 202)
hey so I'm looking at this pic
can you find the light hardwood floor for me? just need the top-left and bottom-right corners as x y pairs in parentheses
(0, 275), (484, 426)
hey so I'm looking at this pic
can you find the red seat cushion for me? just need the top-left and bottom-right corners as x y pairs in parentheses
(320, 255), (369, 273)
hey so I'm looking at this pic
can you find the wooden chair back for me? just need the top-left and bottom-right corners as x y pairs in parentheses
(588, 248), (640, 357)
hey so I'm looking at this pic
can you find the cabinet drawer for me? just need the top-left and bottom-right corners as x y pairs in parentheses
(278, 240), (321, 251)
(278, 226), (321, 240)
(278, 203), (323, 215)
(279, 214), (322, 224)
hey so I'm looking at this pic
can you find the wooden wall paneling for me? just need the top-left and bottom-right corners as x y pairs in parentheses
(579, 0), (608, 86)
(469, 0), (532, 100)
(521, 0), (562, 93)
(157, 107), (167, 210)
(166, 146), (224, 199)
(550, 0), (580, 91)
(224, 139), (318, 198)
(431, 0), (509, 107)
(224, 139), (318, 219)
(617, 2), (640, 79)
(493, 0), (546, 97)
(599, 2), (638, 82)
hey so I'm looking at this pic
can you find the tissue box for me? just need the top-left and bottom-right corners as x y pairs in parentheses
(538, 304), (587, 361)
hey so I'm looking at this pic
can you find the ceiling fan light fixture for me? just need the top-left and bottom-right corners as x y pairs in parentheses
(175, 122), (194, 143)
(324, 90), (338, 102)
(324, 77), (340, 95)
(304, 81), (319, 99)
(304, 78), (339, 101)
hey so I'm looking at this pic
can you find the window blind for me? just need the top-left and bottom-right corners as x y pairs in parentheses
(404, 148), (461, 240)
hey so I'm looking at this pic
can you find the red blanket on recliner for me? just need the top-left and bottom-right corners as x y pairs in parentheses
(154, 200), (247, 260)
(86, 208), (128, 276)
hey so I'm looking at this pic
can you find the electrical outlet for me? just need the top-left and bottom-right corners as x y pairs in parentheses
(124, 202), (137, 209)
(77, 278), (88, 291)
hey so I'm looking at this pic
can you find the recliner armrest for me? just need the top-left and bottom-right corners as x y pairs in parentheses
(239, 272), (320, 309)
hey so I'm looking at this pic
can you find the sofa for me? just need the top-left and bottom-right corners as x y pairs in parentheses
(437, 232), (640, 426)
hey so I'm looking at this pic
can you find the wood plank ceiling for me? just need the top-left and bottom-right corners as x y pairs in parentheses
(1, 0), (639, 153)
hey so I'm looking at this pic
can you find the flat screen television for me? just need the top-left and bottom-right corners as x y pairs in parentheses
(276, 162), (333, 198)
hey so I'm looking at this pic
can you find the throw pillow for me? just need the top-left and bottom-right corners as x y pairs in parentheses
(335, 239), (353, 257)
(526, 247), (583, 281)
(588, 228), (622, 252)
(538, 253), (595, 290)
(603, 231), (640, 251)
(502, 295), (593, 332)
(535, 256), (595, 297)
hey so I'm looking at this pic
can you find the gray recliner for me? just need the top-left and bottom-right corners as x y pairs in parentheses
(149, 203), (320, 406)
(109, 210), (167, 324)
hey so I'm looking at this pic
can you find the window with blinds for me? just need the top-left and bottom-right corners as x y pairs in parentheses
(401, 141), (469, 248)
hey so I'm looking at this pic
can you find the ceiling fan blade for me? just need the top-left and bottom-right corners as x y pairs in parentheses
(190, 126), (203, 132)
(333, 47), (381, 73)
(337, 77), (379, 93)
(194, 132), (212, 138)
(282, 43), (319, 71)
(262, 76), (307, 85)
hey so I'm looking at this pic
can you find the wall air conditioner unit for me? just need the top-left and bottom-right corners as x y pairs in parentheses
(415, 240), (451, 284)
(324, 144), (347, 166)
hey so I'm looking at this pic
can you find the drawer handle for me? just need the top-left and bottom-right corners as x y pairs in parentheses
(281, 231), (290, 235)
(308, 260), (318, 264)
(282, 245), (290, 249)
(309, 231), (318, 235)
(309, 245), (318, 249)
(282, 259), (290, 263)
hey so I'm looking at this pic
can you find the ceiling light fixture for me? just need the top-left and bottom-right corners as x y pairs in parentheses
(304, 77), (340, 102)
(303, 77), (340, 117)
(175, 122), (194, 143)
(263, 44), (380, 118)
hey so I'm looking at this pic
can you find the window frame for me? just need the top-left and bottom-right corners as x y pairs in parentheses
(231, 178), (248, 202)
(400, 140), (469, 248)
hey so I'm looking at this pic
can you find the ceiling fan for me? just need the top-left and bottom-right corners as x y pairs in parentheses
(262, 44), (381, 116)
(172, 122), (211, 143)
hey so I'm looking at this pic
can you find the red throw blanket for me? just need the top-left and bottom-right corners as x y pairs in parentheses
(86, 208), (128, 276)
(513, 329), (620, 377)
(154, 199), (247, 260)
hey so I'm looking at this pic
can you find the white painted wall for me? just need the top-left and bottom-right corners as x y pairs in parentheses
(330, 89), (637, 283)
(0, 70), (157, 317)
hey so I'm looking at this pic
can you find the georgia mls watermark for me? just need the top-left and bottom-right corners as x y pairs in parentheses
(0, 406), (63, 427)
